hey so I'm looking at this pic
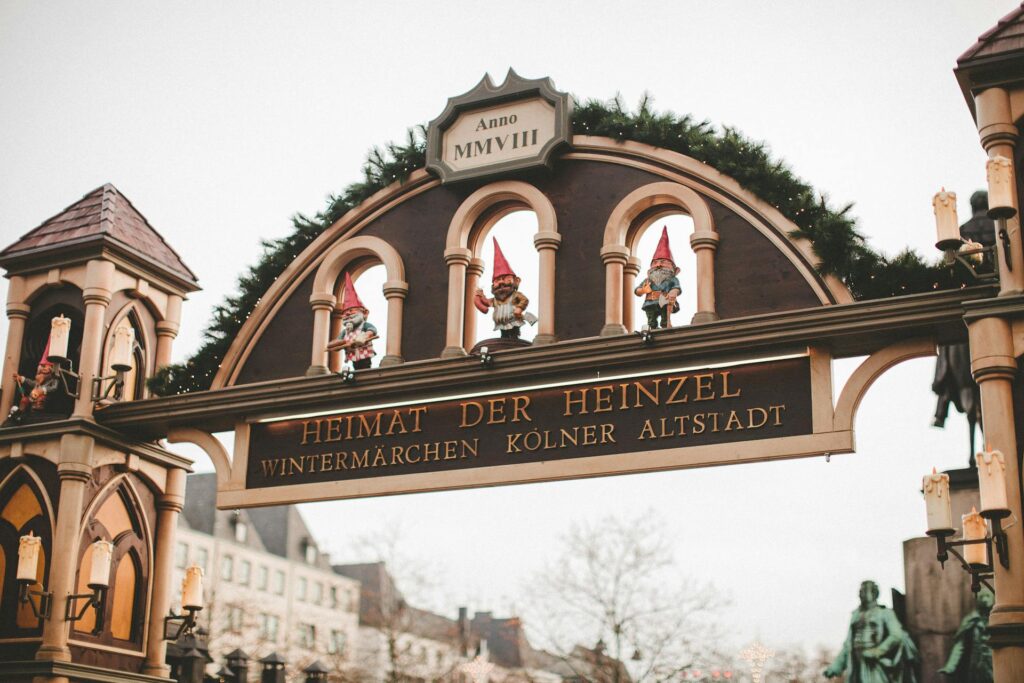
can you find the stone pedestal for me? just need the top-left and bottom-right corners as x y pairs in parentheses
(903, 468), (983, 683)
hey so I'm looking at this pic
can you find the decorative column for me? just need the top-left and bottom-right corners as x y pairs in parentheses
(36, 433), (94, 664)
(463, 257), (485, 350)
(968, 314), (1024, 683)
(975, 87), (1023, 296)
(380, 280), (408, 366)
(306, 293), (335, 376)
(600, 244), (629, 336)
(533, 231), (561, 345)
(442, 247), (471, 358)
(154, 294), (182, 370)
(73, 260), (114, 418)
(1, 282), (29, 417)
(623, 257), (641, 332)
(690, 232), (720, 324)
(142, 466), (186, 677)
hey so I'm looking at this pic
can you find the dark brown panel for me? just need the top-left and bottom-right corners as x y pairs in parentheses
(235, 271), (316, 385)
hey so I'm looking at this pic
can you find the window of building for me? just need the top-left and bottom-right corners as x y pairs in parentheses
(328, 629), (346, 655)
(227, 606), (243, 633)
(221, 554), (234, 582)
(257, 565), (268, 591)
(195, 547), (208, 572)
(260, 613), (279, 641)
(175, 542), (188, 569)
(313, 581), (323, 605)
(330, 585), (338, 608)
(304, 540), (317, 565)
(238, 559), (251, 586)
(273, 569), (285, 595)
(297, 576), (307, 601)
(298, 623), (316, 649)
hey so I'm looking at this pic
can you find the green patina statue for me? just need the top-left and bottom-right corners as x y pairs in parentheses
(938, 589), (993, 682)
(824, 580), (919, 683)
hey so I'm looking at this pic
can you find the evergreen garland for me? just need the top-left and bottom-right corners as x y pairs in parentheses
(149, 97), (966, 396)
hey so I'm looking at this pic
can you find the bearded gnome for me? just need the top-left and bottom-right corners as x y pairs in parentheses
(326, 272), (378, 369)
(8, 339), (60, 423)
(634, 226), (681, 329)
(474, 237), (537, 341)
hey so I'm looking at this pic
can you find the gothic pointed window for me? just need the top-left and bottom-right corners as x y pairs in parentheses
(0, 469), (52, 635)
(102, 309), (146, 401)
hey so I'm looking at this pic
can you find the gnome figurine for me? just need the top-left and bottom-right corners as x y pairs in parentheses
(634, 227), (681, 329)
(326, 273), (379, 369)
(7, 338), (61, 425)
(474, 238), (537, 341)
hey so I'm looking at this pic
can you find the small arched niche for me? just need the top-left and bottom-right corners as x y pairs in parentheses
(327, 261), (390, 372)
(101, 304), (150, 401)
(628, 214), (697, 332)
(467, 209), (541, 350)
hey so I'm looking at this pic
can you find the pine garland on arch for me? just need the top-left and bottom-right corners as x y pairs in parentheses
(148, 97), (965, 396)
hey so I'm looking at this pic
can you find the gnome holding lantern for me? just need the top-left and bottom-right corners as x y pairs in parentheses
(474, 238), (537, 342)
(326, 273), (379, 370)
(7, 340), (61, 425)
(634, 227), (681, 329)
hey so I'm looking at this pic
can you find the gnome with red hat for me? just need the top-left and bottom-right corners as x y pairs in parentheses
(8, 340), (60, 424)
(634, 227), (682, 329)
(474, 238), (537, 341)
(326, 273), (379, 369)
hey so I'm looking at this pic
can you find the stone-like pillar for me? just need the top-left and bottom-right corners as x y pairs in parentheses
(600, 245), (629, 336)
(380, 280), (408, 366)
(463, 258), (485, 350)
(154, 294), (183, 370)
(328, 311), (343, 373)
(690, 232), (720, 324)
(623, 258), (641, 333)
(442, 247), (471, 358)
(533, 231), (561, 346)
(968, 315), (1024, 683)
(306, 293), (335, 376)
(1, 294), (30, 418)
(36, 434), (94, 665)
(73, 260), (115, 418)
(142, 467), (186, 677)
(975, 87), (1023, 296)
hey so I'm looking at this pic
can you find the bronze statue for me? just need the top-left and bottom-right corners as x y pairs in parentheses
(938, 590), (993, 682)
(824, 580), (919, 683)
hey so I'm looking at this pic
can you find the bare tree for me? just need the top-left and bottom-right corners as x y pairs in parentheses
(525, 512), (726, 683)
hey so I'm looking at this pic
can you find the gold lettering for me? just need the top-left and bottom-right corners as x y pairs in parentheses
(487, 398), (506, 424)
(358, 413), (382, 438)
(325, 417), (342, 442)
(694, 373), (715, 401)
(593, 385), (613, 413)
(351, 450), (369, 468)
(564, 388), (588, 416)
(747, 407), (768, 429)
(405, 444), (421, 463)
(444, 441), (458, 459)
(721, 371), (741, 398)
(582, 425), (597, 446)
(507, 433), (522, 453)
(260, 459), (281, 477)
(692, 414), (706, 434)
(634, 380), (660, 408)
(724, 411), (743, 431)
(560, 427), (578, 447)
(768, 404), (786, 425)
(371, 448), (386, 467)
(409, 406), (427, 432)
(523, 430), (542, 451)
(288, 456), (304, 474)
(600, 423), (616, 444)
(301, 419), (322, 445)
(460, 401), (484, 428)
(461, 439), (478, 458)
(386, 411), (408, 435)
(425, 442), (440, 461)
(334, 452), (348, 469)
(619, 383), (630, 410)
(709, 412), (720, 432)
(320, 453), (333, 471)
(638, 419), (656, 440)
(666, 375), (690, 404)
(511, 396), (532, 423)
(391, 446), (405, 465)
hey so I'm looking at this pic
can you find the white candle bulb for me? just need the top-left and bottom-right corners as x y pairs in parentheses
(977, 449), (1010, 516)
(480, 346), (488, 355)
(181, 565), (204, 610)
(49, 315), (71, 360)
(962, 507), (988, 566)
(933, 189), (960, 248)
(987, 156), (1016, 219)
(17, 533), (41, 582)
(109, 325), (134, 371)
(922, 469), (953, 533)
(88, 540), (113, 587)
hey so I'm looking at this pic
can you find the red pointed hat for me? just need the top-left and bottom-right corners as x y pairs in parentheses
(38, 337), (53, 368)
(651, 226), (675, 266)
(339, 272), (367, 312)
(491, 237), (517, 281)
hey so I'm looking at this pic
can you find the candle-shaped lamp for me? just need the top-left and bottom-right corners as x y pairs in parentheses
(977, 449), (1010, 518)
(109, 326), (134, 372)
(181, 565), (204, 610)
(49, 315), (71, 361)
(934, 189), (961, 250)
(88, 540), (113, 587)
(922, 469), (953, 534)
(17, 533), (41, 582)
(987, 155), (1017, 220)
(962, 507), (988, 567)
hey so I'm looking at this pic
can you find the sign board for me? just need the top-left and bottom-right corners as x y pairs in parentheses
(223, 352), (850, 507)
(426, 69), (572, 183)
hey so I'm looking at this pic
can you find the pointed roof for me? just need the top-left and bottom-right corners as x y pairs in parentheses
(0, 184), (198, 287)
(958, 3), (1024, 65)
(955, 3), (1024, 117)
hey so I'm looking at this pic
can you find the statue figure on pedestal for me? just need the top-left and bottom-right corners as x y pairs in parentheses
(824, 580), (919, 683)
(6, 337), (65, 425)
(634, 227), (681, 329)
(474, 238), (536, 342)
(326, 273), (378, 370)
(938, 589), (993, 682)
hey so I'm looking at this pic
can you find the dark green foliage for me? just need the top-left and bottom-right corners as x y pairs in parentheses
(148, 97), (964, 396)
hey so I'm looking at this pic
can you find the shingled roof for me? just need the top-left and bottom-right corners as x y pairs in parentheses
(958, 2), (1024, 65)
(0, 184), (198, 285)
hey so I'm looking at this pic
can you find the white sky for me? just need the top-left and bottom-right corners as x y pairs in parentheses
(0, 0), (1012, 659)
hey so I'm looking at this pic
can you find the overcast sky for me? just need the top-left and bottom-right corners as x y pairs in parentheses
(0, 0), (1014, 662)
